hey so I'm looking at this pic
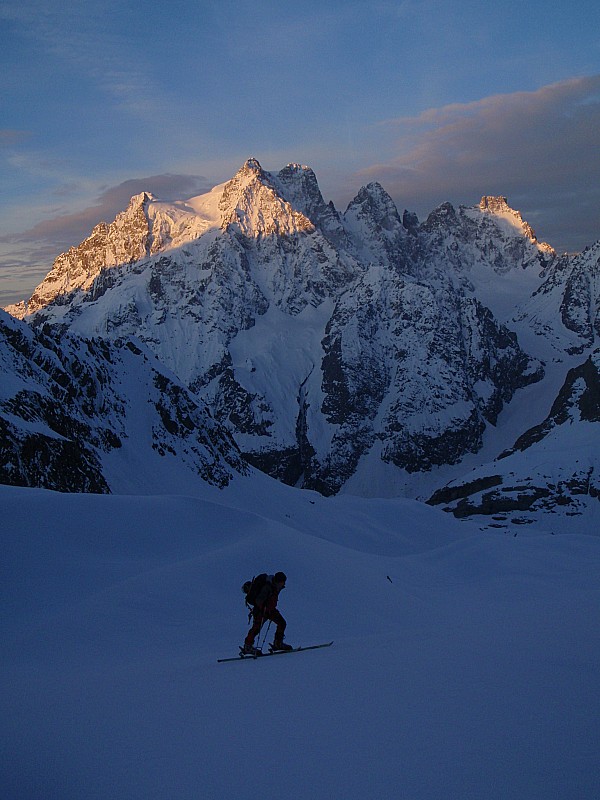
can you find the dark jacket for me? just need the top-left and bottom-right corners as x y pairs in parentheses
(254, 576), (281, 615)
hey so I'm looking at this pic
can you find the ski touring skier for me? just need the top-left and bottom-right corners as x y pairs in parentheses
(241, 571), (293, 655)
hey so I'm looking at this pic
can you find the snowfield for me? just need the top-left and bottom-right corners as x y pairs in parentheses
(2, 475), (599, 799)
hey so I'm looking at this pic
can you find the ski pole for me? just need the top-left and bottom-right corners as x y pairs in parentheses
(258, 619), (272, 651)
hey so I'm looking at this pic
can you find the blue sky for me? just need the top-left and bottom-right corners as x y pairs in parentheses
(1, 0), (599, 304)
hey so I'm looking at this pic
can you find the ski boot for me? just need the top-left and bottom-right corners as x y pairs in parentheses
(240, 643), (262, 657)
(270, 638), (294, 653)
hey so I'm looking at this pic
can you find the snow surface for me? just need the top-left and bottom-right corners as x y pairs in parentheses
(2, 474), (599, 799)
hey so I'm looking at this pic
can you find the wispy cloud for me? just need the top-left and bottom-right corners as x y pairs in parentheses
(359, 76), (600, 252)
(0, 130), (32, 147)
(0, 1), (176, 121)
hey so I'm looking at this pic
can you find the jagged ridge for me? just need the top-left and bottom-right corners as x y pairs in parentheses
(4, 158), (599, 503)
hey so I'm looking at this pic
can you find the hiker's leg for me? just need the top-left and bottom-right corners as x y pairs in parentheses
(270, 609), (286, 642)
(244, 610), (263, 647)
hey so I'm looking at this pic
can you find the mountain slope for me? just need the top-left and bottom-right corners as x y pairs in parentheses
(0, 310), (246, 493)
(428, 348), (600, 528)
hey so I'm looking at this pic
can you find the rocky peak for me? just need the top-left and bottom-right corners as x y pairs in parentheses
(417, 195), (556, 282)
(110, 191), (154, 236)
(479, 195), (511, 214)
(344, 183), (406, 239)
(242, 156), (263, 173)
(9, 191), (153, 318)
(402, 209), (419, 233)
(219, 157), (272, 200)
(219, 157), (275, 199)
(341, 182), (413, 272)
(348, 183), (403, 229)
(217, 158), (314, 237)
(275, 163), (326, 220)
(274, 163), (352, 250)
(478, 195), (547, 248)
(421, 202), (459, 233)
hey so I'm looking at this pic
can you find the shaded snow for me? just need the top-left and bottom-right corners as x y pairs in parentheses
(2, 477), (599, 799)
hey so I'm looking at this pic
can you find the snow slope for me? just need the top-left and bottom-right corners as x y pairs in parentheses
(2, 477), (599, 800)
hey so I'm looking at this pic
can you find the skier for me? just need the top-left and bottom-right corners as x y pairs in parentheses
(242, 571), (293, 655)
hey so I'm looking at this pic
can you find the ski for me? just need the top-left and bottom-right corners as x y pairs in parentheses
(217, 641), (333, 663)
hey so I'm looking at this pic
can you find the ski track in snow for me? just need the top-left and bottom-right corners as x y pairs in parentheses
(1, 480), (599, 800)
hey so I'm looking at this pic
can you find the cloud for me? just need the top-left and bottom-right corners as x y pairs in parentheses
(359, 76), (600, 252)
(0, 130), (32, 147)
(0, 1), (177, 123)
(0, 242), (59, 306)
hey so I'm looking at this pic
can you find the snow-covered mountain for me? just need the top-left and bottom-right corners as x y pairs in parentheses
(4, 158), (600, 515)
(428, 348), (600, 524)
(0, 309), (246, 494)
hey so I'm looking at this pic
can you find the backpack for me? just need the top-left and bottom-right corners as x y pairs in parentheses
(242, 573), (268, 607)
